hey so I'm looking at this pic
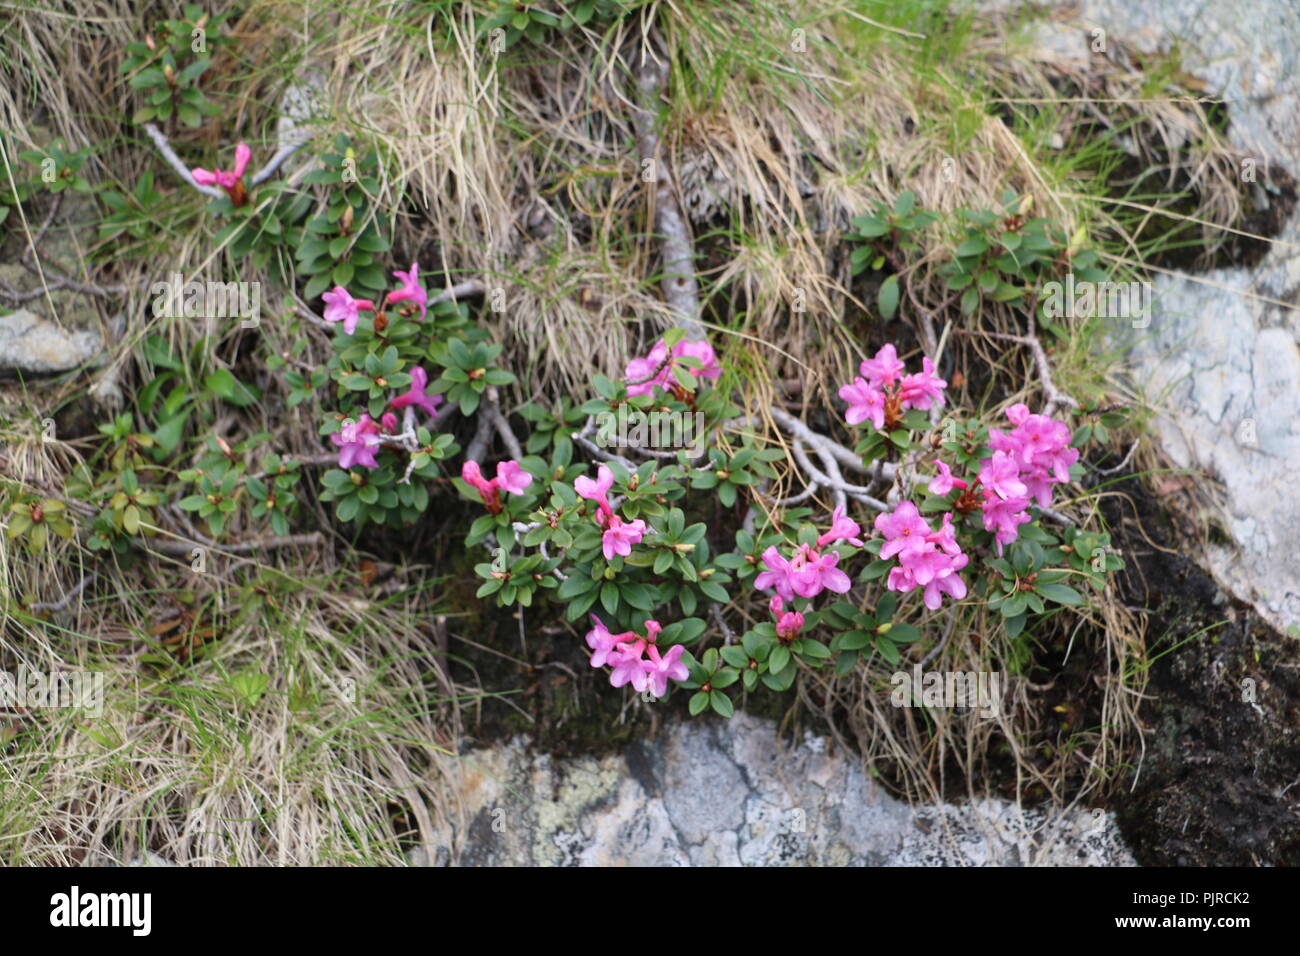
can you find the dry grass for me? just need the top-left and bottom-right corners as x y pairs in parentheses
(1, 0), (1282, 863)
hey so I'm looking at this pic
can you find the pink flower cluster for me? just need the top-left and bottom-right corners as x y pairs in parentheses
(462, 459), (533, 513)
(191, 142), (251, 204)
(330, 413), (393, 470)
(384, 263), (427, 318)
(928, 403), (1078, 552)
(321, 263), (426, 334)
(839, 344), (947, 431)
(874, 503), (969, 609)
(585, 616), (688, 696)
(329, 365), (442, 470)
(770, 595), (805, 641)
(624, 337), (722, 397)
(574, 464), (649, 560)
(753, 506), (862, 601)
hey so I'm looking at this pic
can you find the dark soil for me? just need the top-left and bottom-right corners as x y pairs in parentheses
(1101, 475), (1300, 865)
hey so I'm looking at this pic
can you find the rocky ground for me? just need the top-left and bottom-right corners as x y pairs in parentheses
(6, 0), (1296, 867)
(419, 713), (1132, 866)
(419, 0), (1300, 867)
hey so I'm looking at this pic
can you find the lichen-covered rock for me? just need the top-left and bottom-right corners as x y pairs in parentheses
(1020, 0), (1300, 634)
(0, 307), (101, 375)
(429, 714), (1134, 866)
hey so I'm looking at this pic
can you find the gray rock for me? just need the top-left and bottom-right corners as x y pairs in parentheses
(0, 307), (101, 374)
(1, 190), (108, 377)
(439, 714), (1134, 866)
(1016, 0), (1300, 634)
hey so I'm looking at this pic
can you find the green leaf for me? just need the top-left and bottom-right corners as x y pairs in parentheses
(709, 690), (734, 718)
(1037, 582), (1084, 606)
(205, 368), (259, 407)
(878, 274), (900, 319)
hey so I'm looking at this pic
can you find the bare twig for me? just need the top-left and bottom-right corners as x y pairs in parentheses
(710, 604), (737, 645)
(429, 279), (485, 305)
(573, 416), (637, 470)
(485, 387), (524, 461)
(765, 406), (894, 480)
(147, 531), (324, 557)
(629, 29), (703, 339)
(142, 123), (224, 199)
(960, 329), (1080, 416)
(463, 406), (494, 464)
(28, 572), (94, 613)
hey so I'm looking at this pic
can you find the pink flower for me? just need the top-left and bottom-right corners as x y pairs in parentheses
(978, 450), (1028, 501)
(462, 458), (531, 511)
(574, 464), (615, 522)
(609, 640), (648, 691)
(898, 357), (947, 410)
(769, 596), (805, 642)
(643, 620), (663, 644)
(929, 460), (966, 496)
(922, 553), (968, 610)
(985, 405), (1078, 510)
(641, 643), (689, 697)
(585, 616), (632, 668)
(793, 549), (851, 597)
(858, 344), (905, 389)
(385, 263), (428, 318)
(321, 286), (376, 334)
(674, 339), (723, 381)
(840, 344), (945, 432)
(462, 460), (496, 502)
(839, 377), (886, 429)
(877, 501), (969, 608)
(602, 514), (647, 560)
(496, 460), (533, 496)
(875, 502), (932, 560)
(330, 414), (383, 469)
(754, 546), (800, 601)
(389, 366), (442, 418)
(625, 337), (722, 397)
(191, 143), (252, 202)
(980, 494), (1031, 553)
(624, 339), (670, 394)
(816, 505), (864, 549)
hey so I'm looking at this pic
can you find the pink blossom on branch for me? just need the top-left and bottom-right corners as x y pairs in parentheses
(496, 460), (533, 496)
(385, 263), (428, 318)
(624, 337), (722, 397)
(585, 616), (634, 668)
(609, 639), (649, 691)
(330, 414), (384, 469)
(838, 378), (886, 429)
(642, 643), (689, 697)
(816, 505), (865, 549)
(754, 546), (801, 602)
(602, 514), (647, 560)
(462, 459), (533, 513)
(793, 549), (852, 597)
(321, 286), (376, 334)
(770, 596), (805, 642)
(839, 344), (946, 431)
(191, 142), (251, 204)
(898, 357), (947, 410)
(574, 464), (615, 523)
(874, 501), (969, 609)
(928, 460), (967, 496)
(858, 343), (906, 388)
(389, 366), (442, 418)
(583, 617), (689, 697)
(977, 450), (1028, 501)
